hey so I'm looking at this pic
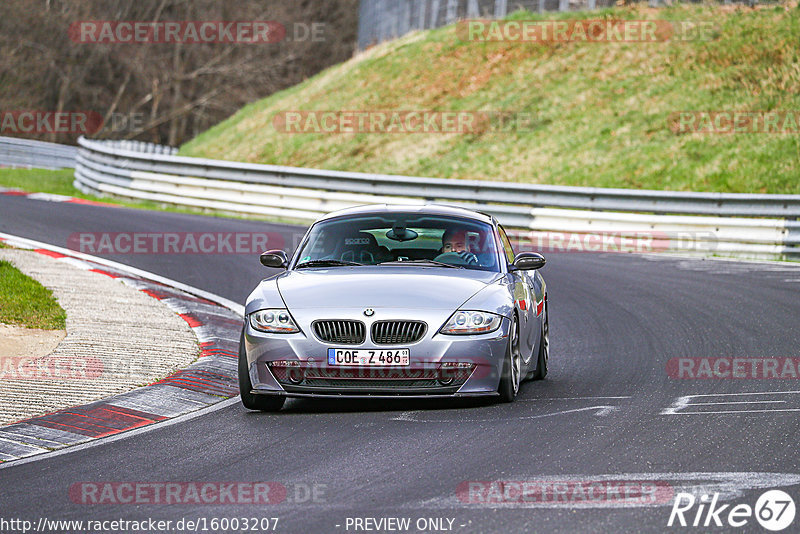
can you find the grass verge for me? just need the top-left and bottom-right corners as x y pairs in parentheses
(0, 259), (66, 329)
(181, 2), (800, 194)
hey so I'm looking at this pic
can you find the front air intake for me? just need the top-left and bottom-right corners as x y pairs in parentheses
(312, 320), (366, 344)
(370, 320), (427, 345)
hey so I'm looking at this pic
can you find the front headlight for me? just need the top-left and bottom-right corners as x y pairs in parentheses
(249, 309), (300, 333)
(439, 310), (503, 335)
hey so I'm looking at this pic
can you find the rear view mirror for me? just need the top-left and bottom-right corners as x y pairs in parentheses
(386, 224), (418, 242)
(260, 249), (288, 269)
(510, 252), (546, 271)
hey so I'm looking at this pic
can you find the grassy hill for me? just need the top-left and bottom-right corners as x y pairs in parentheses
(180, 3), (800, 194)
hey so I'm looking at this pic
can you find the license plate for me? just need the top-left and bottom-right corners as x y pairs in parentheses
(327, 348), (410, 366)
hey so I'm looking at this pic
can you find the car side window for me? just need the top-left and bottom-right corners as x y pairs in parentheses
(498, 226), (515, 265)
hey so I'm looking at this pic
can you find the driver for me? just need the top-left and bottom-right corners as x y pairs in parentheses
(441, 228), (479, 265)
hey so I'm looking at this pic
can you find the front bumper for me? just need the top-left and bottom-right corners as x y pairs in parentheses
(244, 313), (510, 398)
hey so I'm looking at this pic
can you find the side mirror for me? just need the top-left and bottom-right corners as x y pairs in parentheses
(510, 252), (546, 271)
(260, 249), (288, 269)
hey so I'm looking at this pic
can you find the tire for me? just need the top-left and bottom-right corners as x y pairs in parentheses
(530, 304), (549, 381)
(238, 327), (285, 412)
(497, 315), (521, 403)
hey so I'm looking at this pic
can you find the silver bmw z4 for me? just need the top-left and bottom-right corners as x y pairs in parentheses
(239, 204), (548, 411)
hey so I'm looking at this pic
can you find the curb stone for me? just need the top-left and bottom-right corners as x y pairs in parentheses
(0, 234), (243, 463)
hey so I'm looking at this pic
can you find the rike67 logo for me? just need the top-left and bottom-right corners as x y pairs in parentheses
(668, 490), (796, 531)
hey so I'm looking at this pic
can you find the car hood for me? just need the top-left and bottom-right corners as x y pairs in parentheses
(276, 266), (503, 311)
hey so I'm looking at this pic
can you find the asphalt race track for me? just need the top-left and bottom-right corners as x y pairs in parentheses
(2, 194), (800, 533)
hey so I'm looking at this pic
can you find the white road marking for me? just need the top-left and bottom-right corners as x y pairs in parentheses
(57, 257), (92, 270)
(392, 405), (619, 423)
(519, 395), (632, 401)
(686, 390), (800, 397)
(25, 192), (73, 202)
(662, 391), (800, 415)
(686, 400), (786, 406)
(405, 472), (800, 509)
(593, 406), (620, 416)
(671, 408), (800, 415)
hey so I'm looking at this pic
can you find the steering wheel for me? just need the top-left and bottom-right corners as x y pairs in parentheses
(433, 251), (479, 266)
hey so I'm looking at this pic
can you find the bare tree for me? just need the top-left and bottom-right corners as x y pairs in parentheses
(0, 0), (358, 145)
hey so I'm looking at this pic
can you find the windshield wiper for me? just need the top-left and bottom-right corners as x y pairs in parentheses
(295, 259), (363, 269)
(378, 259), (463, 269)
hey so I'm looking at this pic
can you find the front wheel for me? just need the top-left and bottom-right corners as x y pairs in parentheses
(497, 315), (521, 403)
(238, 327), (285, 412)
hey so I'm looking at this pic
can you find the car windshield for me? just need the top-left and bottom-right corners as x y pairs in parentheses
(294, 213), (501, 272)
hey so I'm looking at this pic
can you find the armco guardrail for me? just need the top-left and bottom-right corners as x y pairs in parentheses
(0, 136), (78, 169)
(74, 136), (800, 260)
(83, 139), (179, 156)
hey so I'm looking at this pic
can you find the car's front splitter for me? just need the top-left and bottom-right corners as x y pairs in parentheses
(248, 388), (500, 399)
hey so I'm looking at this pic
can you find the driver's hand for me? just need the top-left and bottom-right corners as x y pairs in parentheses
(454, 251), (478, 265)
